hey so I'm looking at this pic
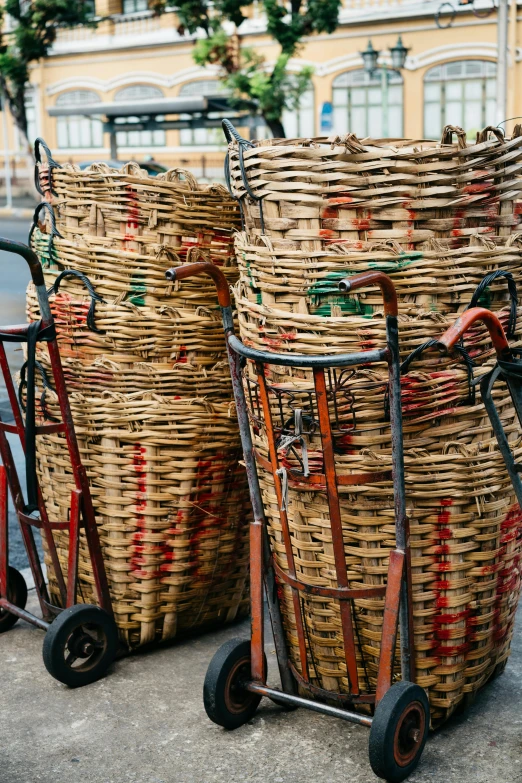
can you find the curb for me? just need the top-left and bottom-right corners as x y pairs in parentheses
(0, 207), (34, 219)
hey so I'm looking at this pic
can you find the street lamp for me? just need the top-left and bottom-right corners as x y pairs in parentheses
(360, 40), (380, 75)
(360, 36), (410, 138)
(390, 36), (409, 70)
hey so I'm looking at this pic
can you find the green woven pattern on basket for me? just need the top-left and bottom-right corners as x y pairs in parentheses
(367, 251), (423, 272)
(129, 272), (146, 306)
(308, 272), (373, 317)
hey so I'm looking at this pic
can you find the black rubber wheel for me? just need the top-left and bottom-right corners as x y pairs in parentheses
(369, 681), (429, 782)
(0, 567), (28, 633)
(42, 604), (118, 687)
(204, 638), (265, 729)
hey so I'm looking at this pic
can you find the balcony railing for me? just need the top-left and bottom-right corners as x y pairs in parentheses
(112, 11), (163, 37)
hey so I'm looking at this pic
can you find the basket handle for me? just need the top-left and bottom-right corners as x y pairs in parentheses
(437, 307), (511, 359)
(221, 118), (262, 231)
(162, 167), (199, 189)
(440, 125), (467, 149)
(34, 137), (62, 197)
(467, 270), (517, 339)
(338, 271), (398, 318)
(222, 119), (246, 144)
(476, 125), (505, 144)
(28, 202), (63, 254)
(50, 269), (106, 334)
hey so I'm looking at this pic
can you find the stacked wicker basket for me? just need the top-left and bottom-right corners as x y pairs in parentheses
(226, 124), (522, 724)
(29, 155), (250, 648)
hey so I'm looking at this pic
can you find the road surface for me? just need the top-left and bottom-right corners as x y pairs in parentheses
(0, 216), (41, 568)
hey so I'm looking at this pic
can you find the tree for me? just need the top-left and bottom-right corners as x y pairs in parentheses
(152, 0), (343, 138)
(0, 0), (95, 151)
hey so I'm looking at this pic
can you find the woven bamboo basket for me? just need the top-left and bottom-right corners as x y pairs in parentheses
(37, 158), (239, 261)
(27, 226), (237, 397)
(239, 283), (522, 725)
(227, 125), (522, 248)
(224, 126), (522, 723)
(27, 155), (251, 647)
(31, 389), (250, 648)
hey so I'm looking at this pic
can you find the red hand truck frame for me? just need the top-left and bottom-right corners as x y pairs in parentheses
(166, 262), (428, 782)
(0, 236), (118, 687)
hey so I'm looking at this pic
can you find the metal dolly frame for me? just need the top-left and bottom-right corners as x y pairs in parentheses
(0, 236), (118, 687)
(165, 262), (429, 783)
(437, 305), (522, 509)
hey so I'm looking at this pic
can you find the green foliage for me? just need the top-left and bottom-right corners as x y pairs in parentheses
(264, 0), (342, 55)
(0, 0), (95, 144)
(174, 0), (342, 136)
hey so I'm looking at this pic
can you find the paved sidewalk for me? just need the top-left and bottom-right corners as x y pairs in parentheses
(1, 591), (522, 783)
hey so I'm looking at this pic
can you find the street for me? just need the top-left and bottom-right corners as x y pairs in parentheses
(0, 217), (32, 392)
(0, 216), (40, 568)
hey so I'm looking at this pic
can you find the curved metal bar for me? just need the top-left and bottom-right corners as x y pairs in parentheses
(0, 237), (45, 288)
(437, 307), (511, 359)
(0, 238), (52, 324)
(227, 335), (387, 368)
(165, 262), (232, 308)
(338, 271), (399, 318)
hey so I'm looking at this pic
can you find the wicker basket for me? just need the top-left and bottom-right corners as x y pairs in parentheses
(28, 226), (237, 397)
(225, 126), (522, 724)
(28, 157), (250, 647)
(37, 158), (239, 261)
(34, 390), (250, 648)
(227, 125), (522, 247)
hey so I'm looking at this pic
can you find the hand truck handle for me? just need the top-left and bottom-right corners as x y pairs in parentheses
(165, 261), (231, 309)
(0, 237), (52, 324)
(436, 306), (511, 359)
(0, 237), (45, 288)
(338, 271), (398, 318)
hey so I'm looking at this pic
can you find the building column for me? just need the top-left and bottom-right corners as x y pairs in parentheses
(96, 0), (122, 15)
(95, 0), (120, 34)
(403, 68), (424, 140)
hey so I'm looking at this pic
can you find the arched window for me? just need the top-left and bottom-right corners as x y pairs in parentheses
(332, 68), (403, 138)
(179, 80), (228, 146)
(55, 90), (103, 149)
(424, 60), (497, 140)
(114, 84), (165, 148)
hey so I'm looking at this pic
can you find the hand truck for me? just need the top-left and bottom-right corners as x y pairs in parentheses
(165, 262), (428, 783)
(437, 303), (522, 594)
(0, 236), (118, 687)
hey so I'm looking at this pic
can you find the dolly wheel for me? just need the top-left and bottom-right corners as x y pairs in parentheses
(204, 638), (265, 730)
(42, 604), (118, 688)
(369, 681), (429, 783)
(0, 567), (28, 633)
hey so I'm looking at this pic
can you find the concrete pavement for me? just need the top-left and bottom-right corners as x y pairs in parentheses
(1, 592), (522, 783)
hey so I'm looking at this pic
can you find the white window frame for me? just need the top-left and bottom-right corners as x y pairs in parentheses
(332, 68), (404, 139)
(55, 90), (104, 150)
(113, 84), (166, 148)
(423, 60), (497, 140)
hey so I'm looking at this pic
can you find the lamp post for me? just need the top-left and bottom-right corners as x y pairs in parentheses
(361, 37), (410, 138)
(0, 94), (13, 211)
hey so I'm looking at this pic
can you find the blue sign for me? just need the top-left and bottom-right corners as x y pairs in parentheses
(320, 101), (333, 133)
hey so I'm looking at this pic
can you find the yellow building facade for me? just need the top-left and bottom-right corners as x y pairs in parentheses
(1, 0), (521, 179)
